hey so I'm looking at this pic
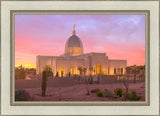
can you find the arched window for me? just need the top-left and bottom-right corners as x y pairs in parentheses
(70, 68), (73, 75)
(61, 68), (64, 77)
(114, 68), (116, 74)
(121, 68), (123, 74)
(96, 64), (101, 74)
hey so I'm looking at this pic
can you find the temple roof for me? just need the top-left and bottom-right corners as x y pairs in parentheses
(65, 35), (83, 48)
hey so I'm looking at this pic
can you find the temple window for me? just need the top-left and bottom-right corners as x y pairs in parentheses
(114, 68), (116, 74)
(96, 64), (101, 74)
(70, 68), (73, 75)
(61, 68), (64, 77)
(121, 68), (123, 74)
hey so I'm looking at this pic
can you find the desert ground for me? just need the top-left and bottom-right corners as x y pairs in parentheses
(15, 76), (145, 101)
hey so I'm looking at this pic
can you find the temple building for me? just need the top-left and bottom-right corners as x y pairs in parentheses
(36, 25), (127, 76)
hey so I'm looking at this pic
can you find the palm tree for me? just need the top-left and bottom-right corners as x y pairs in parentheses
(125, 66), (132, 74)
(78, 66), (83, 75)
(89, 67), (94, 75)
(131, 66), (139, 83)
(83, 67), (87, 75)
(89, 67), (93, 84)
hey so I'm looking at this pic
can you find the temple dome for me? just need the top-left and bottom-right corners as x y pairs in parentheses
(65, 24), (83, 56)
(65, 35), (83, 48)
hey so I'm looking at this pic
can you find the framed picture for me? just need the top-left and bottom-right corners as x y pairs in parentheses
(0, 0), (159, 115)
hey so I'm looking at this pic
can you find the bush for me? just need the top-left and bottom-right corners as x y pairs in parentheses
(123, 91), (130, 100)
(103, 91), (113, 97)
(15, 68), (26, 79)
(114, 88), (123, 98)
(122, 90), (141, 101)
(91, 88), (100, 93)
(128, 91), (141, 101)
(104, 89), (108, 92)
(96, 91), (104, 97)
(15, 89), (30, 101)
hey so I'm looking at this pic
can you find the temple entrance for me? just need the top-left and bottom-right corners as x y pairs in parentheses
(70, 68), (73, 75)
(96, 64), (101, 75)
(61, 68), (64, 77)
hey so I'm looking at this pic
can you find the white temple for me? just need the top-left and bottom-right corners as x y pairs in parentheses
(36, 25), (127, 76)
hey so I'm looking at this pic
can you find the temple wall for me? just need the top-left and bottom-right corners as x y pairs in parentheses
(36, 53), (127, 76)
(36, 56), (48, 75)
(108, 59), (127, 75)
(55, 58), (85, 76)
(87, 53), (109, 75)
(36, 56), (57, 75)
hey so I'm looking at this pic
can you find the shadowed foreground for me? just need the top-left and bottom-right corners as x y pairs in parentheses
(15, 76), (145, 101)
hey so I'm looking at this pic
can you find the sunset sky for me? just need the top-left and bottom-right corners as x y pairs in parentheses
(15, 15), (145, 68)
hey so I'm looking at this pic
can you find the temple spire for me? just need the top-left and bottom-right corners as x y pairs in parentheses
(73, 24), (76, 35)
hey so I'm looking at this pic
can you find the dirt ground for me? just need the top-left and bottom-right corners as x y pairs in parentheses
(23, 81), (145, 101)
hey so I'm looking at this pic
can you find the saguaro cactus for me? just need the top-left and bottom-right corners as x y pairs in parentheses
(42, 71), (47, 97)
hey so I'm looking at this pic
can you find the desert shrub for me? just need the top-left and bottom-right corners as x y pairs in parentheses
(30, 96), (35, 101)
(123, 91), (130, 100)
(128, 91), (141, 101)
(15, 89), (30, 101)
(135, 96), (141, 101)
(114, 88), (123, 98)
(15, 68), (26, 79)
(96, 91), (104, 97)
(91, 88), (100, 93)
(103, 90), (113, 97)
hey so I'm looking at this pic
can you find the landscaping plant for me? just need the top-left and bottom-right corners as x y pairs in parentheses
(128, 91), (141, 101)
(15, 89), (30, 101)
(104, 89), (108, 92)
(76, 76), (91, 95)
(91, 88), (100, 93)
(123, 91), (130, 100)
(103, 90), (113, 97)
(122, 77), (129, 92)
(122, 90), (141, 101)
(114, 88), (123, 98)
(96, 91), (104, 97)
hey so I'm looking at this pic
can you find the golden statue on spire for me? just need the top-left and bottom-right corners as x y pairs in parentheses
(73, 24), (76, 35)
(73, 24), (76, 30)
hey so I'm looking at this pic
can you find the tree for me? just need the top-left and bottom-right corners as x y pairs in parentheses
(129, 66), (136, 83)
(76, 76), (91, 95)
(123, 75), (129, 92)
(15, 68), (26, 79)
(83, 67), (87, 75)
(125, 67), (131, 74)
(126, 65), (145, 82)
(138, 65), (145, 80)
(89, 67), (94, 84)
(84, 76), (91, 95)
(43, 65), (53, 77)
(26, 68), (36, 75)
(78, 66), (87, 75)
(20, 69), (26, 79)
(78, 66), (83, 75)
